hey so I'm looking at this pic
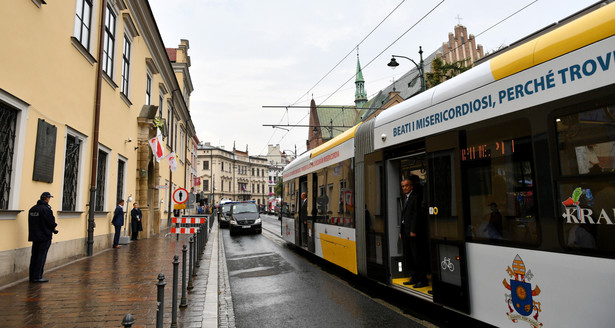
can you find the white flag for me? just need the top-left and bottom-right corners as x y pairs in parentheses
(167, 152), (178, 172)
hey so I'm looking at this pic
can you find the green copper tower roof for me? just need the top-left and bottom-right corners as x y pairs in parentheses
(355, 53), (367, 108)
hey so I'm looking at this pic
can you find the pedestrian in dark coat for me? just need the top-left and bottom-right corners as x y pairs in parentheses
(112, 199), (124, 248)
(28, 192), (58, 283)
(130, 203), (143, 240)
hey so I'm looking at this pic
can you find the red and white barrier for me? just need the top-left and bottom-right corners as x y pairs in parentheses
(171, 227), (200, 234)
(172, 217), (207, 224)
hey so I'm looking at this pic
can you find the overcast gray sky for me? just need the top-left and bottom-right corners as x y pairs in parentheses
(149, 0), (599, 156)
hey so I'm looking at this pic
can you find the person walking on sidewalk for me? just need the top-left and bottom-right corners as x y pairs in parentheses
(112, 199), (124, 248)
(28, 191), (58, 283)
(130, 203), (143, 240)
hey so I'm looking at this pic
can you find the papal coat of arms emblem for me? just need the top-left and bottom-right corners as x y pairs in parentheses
(502, 255), (542, 327)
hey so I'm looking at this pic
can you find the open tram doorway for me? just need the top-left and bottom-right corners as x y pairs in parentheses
(385, 152), (432, 294)
(295, 177), (308, 248)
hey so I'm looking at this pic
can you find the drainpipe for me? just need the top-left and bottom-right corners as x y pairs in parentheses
(184, 126), (188, 213)
(167, 91), (177, 227)
(87, 0), (108, 256)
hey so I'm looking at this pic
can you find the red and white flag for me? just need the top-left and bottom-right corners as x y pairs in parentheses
(167, 152), (178, 172)
(148, 128), (165, 162)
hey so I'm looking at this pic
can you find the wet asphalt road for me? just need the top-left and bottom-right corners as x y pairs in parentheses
(221, 214), (433, 328)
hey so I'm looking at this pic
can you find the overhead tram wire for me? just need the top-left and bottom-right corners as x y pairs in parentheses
(473, 0), (539, 40)
(263, 0), (408, 154)
(319, 0), (446, 122)
(270, 0), (543, 154)
(321, 0), (541, 126)
(289, 0), (407, 107)
(270, 0), (444, 146)
(258, 106), (291, 155)
(277, 0), (446, 145)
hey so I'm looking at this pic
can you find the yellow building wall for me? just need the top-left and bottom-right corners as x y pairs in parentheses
(0, 1), (99, 252)
(0, 0), (194, 285)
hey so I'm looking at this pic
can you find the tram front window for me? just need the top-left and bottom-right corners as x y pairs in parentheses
(462, 119), (539, 245)
(556, 106), (615, 253)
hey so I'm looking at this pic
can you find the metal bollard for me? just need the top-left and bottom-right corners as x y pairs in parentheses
(204, 220), (208, 244)
(200, 226), (205, 254)
(195, 230), (201, 268)
(204, 219), (209, 244)
(171, 255), (179, 328)
(121, 313), (135, 328)
(180, 244), (188, 307)
(193, 232), (200, 271)
(187, 237), (194, 290)
(156, 273), (166, 328)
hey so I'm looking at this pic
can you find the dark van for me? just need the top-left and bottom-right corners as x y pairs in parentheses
(229, 201), (262, 236)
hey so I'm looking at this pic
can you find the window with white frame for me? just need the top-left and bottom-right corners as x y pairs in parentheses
(102, 4), (116, 78)
(121, 34), (132, 97)
(174, 115), (178, 151)
(62, 129), (86, 211)
(73, 0), (93, 51)
(166, 106), (172, 147)
(145, 72), (152, 105)
(158, 93), (164, 118)
(180, 128), (185, 161)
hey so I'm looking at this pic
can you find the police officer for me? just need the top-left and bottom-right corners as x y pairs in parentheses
(28, 192), (58, 283)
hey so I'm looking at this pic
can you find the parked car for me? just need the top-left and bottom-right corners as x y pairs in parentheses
(218, 201), (233, 228)
(229, 201), (262, 236)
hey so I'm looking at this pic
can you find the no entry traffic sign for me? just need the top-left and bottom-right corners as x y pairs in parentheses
(173, 188), (188, 204)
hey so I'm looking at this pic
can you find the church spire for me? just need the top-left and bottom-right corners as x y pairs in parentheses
(354, 49), (367, 108)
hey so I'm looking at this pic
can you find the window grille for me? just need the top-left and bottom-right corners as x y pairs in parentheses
(116, 159), (125, 204)
(62, 135), (81, 211)
(0, 102), (18, 210)
(95, 150), (107, 211)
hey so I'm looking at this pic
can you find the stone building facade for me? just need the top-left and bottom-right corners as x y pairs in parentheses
(196, 143), (268, 206)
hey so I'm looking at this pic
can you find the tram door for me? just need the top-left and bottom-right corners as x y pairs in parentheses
(425, 132), (470, 314)
(385, 153), (427, 279)
(296, 178), (308, 248)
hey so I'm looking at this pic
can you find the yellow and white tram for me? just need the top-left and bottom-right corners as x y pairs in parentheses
(282, 2), (615, 327)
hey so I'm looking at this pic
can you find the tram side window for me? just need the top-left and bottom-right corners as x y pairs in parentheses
(556, 106), (615, 253)
(462, 119), (539, 245)
(315, 159), (355, 227)
(284, 180), (298, 217)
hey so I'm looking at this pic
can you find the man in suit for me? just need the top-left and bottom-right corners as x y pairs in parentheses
(28, 192), (58, 283)
(112, 199), (124, 248)
(400, 176), (429, 288)
(300, 192), (308, 247)
(130, 203), (143, 241)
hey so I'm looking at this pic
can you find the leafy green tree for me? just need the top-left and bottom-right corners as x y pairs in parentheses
(426, 57), (471, 88)
(274, 178), (283, 197)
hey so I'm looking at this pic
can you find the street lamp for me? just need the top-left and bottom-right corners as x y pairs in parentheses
(388, 46), (426, 92)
